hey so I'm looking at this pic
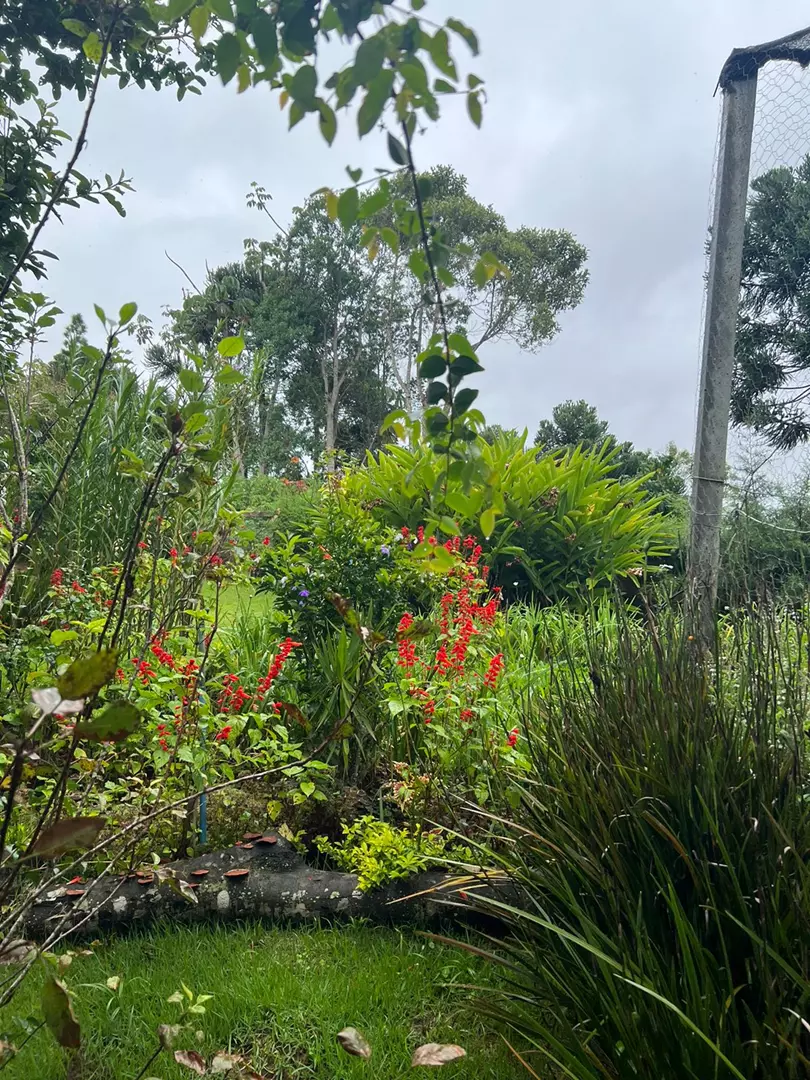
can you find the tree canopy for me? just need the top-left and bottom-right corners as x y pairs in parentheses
(734, 154), (810, 449)
(153, 168), (588, 470)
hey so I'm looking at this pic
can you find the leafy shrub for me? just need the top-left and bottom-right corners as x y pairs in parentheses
(473, 609), (810, 1080)
(255, 481), (445, 642)
(344, 433), (673, 602)
(315, 815), (463, 891)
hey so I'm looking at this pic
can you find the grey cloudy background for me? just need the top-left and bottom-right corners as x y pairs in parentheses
(41, 0), (810, 453)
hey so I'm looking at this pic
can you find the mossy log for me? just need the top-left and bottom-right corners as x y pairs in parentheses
(24, 836), (503, 941)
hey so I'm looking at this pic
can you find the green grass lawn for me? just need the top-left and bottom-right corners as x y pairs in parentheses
(0, 923), (525, 1079)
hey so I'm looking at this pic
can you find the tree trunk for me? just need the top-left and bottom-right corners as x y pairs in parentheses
(23, 838), (508, 941)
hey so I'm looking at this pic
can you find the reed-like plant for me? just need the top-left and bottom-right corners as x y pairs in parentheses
(470, 608), (810, 1079)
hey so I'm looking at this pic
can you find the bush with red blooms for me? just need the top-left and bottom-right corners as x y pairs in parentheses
(382, 540), (527, 799)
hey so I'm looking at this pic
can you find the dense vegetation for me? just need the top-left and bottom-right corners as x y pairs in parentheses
(1, 2), (809, 1079)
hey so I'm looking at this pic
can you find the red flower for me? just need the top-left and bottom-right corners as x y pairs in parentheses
(150, 640), (176, 670)
(256, 637), (302, 698)
(416, 525), (425, 544)
(209, 554), (223, 568)
(484, 652), (505, 689)
(460, 708), (475, 724)
(435, 643), (451, 672)
(70, 580), (85, 594)
(396, 613), (416, 669)
(262, 537), (271, 545)
(50, 568), (63, 588)
(215, 726), (232, 742)
(401, 526), (410, 538)
(131, 657), (156, 684)
(137, 541), (148, 551)
(182, 545), (192, 556)
(507, 727), (519, 748)
(169, 547), (178, 559)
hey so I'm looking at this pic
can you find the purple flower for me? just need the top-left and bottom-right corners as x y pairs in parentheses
(298, 589), (310, 598)
(380, 545), (391, 556)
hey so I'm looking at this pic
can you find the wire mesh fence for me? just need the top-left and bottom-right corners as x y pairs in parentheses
(696, 27), (810, 606)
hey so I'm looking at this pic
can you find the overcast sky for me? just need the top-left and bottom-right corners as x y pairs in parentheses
(40, 0), (810, 453)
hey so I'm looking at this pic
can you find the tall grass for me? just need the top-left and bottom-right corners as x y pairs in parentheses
(473, 608), (810, 1079)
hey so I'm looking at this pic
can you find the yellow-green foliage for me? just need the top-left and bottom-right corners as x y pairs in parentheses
(315, 816), (459, 891)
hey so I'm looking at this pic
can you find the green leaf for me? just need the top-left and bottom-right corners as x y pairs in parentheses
(454, 387), (479, 415)
(167, 0), (197, 18)
(216, 33), (242, 85)
(434, 78), (455, 94)
(354, 34), (387, 85)
(281, 6), (316, 55)
(215, 365), (245, 385)
(82, 32), (103, 63)
(439, 516), (459, 536)
(357, 69), (395, 136)
(448, 332), (471, 353)
(472, 259), (489, 288)
(337, 187), (359, 230)
(57, 650), (119, 700)
(324, 190), (339, 221)
(467, 90), (482, 128)
(480, 507), (497, 538)
(61, 18), (89, 38)
(118, 301), (137, 325)
(387, 132), (408, 166)
(408, 249), (429, 280)
(428, 29), (457, 79)
(189, 4), (209, 41)
(347, 166), (363, 183)
(299, 781), (316, 798)
(50, 629), (78, 647)
(217, 335), (245, 358)
(34, 817), (106, 858)
(42, 977), (80, 1049)
(419, 354), (447, 379)
(447, 17), (480, 55)
(426, 380), (448, 404)
(290, 64), (317, 108)
(179, 368), (205, 394)
(236, 63), (251, 93)
(449, 354), (484, 378)
(209, 0), (232, 18)
(358, 180), (389, 218)
(318, 100), (337, 145)
(426, 410), (450, 434)
(251, 11), (277, 65)
(400, 57), (430, 97)
(380, 227), (400, 253)
(93, 304), (106, 325)
(75, 702), (141, 743)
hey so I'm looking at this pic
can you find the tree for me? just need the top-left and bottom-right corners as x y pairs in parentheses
(535, 399), (609, 451)
(733, 154), (810, 449)
(370, 167), (588, 411)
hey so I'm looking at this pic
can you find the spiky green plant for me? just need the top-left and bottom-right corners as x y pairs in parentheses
(344, 434), (674, 603)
